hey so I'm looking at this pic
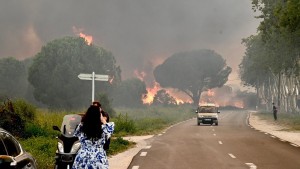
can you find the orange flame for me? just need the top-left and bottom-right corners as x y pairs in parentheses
(72, 26), (93, 45)
(234, 101), (244, 109)
(143, 82), (160, 104)
(79, 32), (93, 45)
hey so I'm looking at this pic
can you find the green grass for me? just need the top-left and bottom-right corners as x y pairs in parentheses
(20, 137), (57, 169)
(255, 112), (300, 131)
(19, 105), (195, 169)
(114, 105), (195, 136)
(106, 137), (136, 156)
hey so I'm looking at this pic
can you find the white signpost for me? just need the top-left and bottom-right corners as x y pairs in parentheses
(78, 72), (109, 102)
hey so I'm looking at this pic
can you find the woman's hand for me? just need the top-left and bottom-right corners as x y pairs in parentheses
(100, 112), (107, 124)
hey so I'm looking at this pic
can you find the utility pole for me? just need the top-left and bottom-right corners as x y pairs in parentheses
(277, 72), (281, 109)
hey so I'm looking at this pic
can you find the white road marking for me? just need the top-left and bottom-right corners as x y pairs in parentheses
(140, 152), (147, 156)
(158, 134), (162, 136)
(213, 133), (216, 136)
(290, 143), (299, 147)
(280, 139), (286, 142)
(145, 146), (151, 149)
(218, 141), (223, 145)
(228, 153), (236, 159)
(264, 132), (269, 135)
(212, 129), (215, 131)
(132, 166), (139, 169)
(271, 135), (276, 138)
(245, 163), (257, 169)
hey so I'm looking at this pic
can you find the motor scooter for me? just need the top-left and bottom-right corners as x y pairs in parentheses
(53, 114), (82, 169)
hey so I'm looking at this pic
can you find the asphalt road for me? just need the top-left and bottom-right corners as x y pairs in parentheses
(127, 110), (300, 169)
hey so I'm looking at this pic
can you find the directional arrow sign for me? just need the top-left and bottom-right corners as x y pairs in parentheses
(78, 72), (109, 102)
(78, 73), (93, 80)
(94, 74), (109, 81)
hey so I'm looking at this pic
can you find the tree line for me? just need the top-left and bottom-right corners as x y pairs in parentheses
(1, 37), (233, 109)
(239, 0), (300, 113)
(0, 37), (148, 110)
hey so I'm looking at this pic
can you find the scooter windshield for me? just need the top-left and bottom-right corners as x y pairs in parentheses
(60, 114), (82, 137)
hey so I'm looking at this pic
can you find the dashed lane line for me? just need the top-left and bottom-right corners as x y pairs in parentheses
(145, 145), (151, 149)
(132, 166), (139, 169)
(290, 143), (299, 147)
(218, 141), (223, 145)
(228, 153), (236, 159)
(245, 163), (257, 169)
(140, 152), (147, 156)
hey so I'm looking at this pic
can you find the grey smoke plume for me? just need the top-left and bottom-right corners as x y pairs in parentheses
(0, 0), (259, 88)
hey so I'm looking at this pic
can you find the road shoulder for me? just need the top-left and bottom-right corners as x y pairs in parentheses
(108, 135), (154, 169)
(249, 111), (300, 147)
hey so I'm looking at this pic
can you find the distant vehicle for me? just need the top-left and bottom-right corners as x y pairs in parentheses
(53, 114), (82, 169)
(0, 128), (38, 169)
(196, 103), (220, 126)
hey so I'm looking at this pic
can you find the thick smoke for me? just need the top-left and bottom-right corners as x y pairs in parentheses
(0, 0), (259, 89)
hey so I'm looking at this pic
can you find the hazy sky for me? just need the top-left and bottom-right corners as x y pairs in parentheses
(0, 0), (259, 90)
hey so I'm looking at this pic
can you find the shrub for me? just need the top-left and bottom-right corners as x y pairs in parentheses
(0, 99), (26, 137)
(113, 114), (137, 136)
(13, 99), (36, 122)
(24, 123), (48, 138)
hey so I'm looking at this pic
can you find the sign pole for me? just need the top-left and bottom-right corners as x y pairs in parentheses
(92, 72), (95, 102)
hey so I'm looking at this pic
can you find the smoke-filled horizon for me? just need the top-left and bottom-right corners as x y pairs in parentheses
(0, 0), (259, 90)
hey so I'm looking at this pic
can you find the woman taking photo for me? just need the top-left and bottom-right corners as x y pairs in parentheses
(72, 103), (114, 169)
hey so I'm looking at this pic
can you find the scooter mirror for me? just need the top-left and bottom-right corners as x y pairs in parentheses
(53, 126), (61, 132)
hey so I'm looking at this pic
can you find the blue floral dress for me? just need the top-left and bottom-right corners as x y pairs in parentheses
(72, 122), (114, 169)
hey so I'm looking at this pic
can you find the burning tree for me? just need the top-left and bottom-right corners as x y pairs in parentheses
(154, 49), (231, 106)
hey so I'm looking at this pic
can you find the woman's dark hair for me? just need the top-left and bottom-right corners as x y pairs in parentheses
(81, 105), (103, 140)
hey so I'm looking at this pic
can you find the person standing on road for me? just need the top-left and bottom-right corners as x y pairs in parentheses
(72, 103), (114, 169)
(272, 102), (278, 121)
